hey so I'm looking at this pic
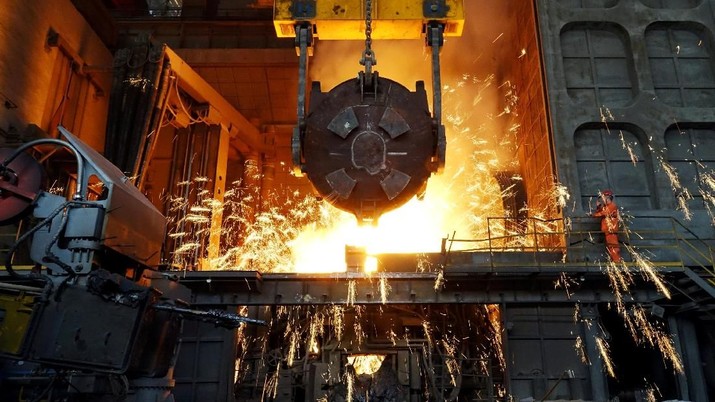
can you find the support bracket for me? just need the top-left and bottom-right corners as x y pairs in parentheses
(292, 24), (313, 176)
(426, 22), (446, 172)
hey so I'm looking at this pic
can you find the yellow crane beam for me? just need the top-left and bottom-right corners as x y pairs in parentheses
(274, 0), (464, 40)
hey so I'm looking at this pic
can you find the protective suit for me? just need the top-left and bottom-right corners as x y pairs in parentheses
(592, 190), (622, 263)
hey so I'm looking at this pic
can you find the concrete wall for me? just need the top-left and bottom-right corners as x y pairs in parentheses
(536, 0), (715, 242)
(0, 0), (113, 150)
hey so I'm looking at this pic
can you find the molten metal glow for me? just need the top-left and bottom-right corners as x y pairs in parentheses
(281, 51), (514, 272)
(289, 178), (502, 273)
(347, 354), (386, 376)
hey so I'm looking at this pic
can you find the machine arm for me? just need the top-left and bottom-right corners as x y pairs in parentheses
(153, 303), (267, 328)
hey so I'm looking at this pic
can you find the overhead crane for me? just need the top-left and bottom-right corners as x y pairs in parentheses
(275, 0), (464, 223)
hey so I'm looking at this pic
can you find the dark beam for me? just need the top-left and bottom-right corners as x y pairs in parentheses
(71, 0), (119, 49)
(180, 266), (675, 306)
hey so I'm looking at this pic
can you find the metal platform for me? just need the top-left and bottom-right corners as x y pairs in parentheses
(180, 255), (676, 306)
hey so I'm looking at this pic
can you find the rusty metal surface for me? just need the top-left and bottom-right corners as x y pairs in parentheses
(300, 77), (437, 222)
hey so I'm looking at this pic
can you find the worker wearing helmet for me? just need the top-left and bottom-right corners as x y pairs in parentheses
(590, 190), (622, 263)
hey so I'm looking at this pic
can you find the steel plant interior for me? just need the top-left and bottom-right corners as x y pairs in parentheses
(0, 1), (713, 402)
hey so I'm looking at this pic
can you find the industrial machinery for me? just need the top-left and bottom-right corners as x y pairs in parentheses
(0, 127), (264, 401)
(281, 0), (464, 223)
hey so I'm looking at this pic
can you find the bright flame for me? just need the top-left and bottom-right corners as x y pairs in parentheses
(289, 188), (490, 273)
(280, 35), (515, 273)
(365, 256), (378, 273)
(347, 354), (386, 376)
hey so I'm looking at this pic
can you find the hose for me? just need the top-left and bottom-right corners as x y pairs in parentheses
(0, 137), (85, 200)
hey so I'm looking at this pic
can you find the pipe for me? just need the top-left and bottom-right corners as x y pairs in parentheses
(133, 45), (168, 185)
(105, 48), (130, 164)
(1, 138), (85, 200)
(127, 46), (161, 177)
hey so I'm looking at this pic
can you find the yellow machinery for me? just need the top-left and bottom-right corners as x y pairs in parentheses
(274, 0), (464, 39)
(0, 284), (37, 355)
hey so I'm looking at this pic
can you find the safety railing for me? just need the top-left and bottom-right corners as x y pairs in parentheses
(661, 216), (715, 287)
(444, 215), (715, 276)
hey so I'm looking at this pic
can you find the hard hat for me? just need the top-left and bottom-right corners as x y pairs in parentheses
(601, 189), (613, 197)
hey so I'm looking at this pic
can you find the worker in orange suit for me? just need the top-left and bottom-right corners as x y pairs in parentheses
(591, 189), (622, 263)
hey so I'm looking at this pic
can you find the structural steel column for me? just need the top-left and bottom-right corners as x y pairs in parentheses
(207, 124), (229, 265)
(670, 316), (709, 402)
(581, 305), (608, 402)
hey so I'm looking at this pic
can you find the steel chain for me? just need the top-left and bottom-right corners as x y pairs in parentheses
(360, 0), (376, 74)
(365, 0), (372, 54)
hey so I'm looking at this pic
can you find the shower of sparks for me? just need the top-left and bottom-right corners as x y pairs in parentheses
(620, 304), (684, 373)
(234, 306), (249, 384)
(599, 241), (684, 373)
(125, 76), (150, 89)
(595, 336), (616, 378)
(331, 305), (344, 341)
(652, 149), (694, 220)
(555, 271), (579, 299)
(554, 182), (571, 209)
(277, 305), (291, 320)
(644, 384), (661, 402)
(604, 260), (635, 313)
(265, 365), (280, 399)
(574, 336), (589, 365)
(416, 253), (433, 272)
(700, 168), (715, 225)
(485, 304), (506, 369)
(617, 130), (639, 165)
(434, 270), (445, 291)
(379, 274), (391, 304)
(165, 59), (524, 274)
(498, 81), (518, 117)
(422, 320), (434, 359)
(599, 106), (615, 124)
(154, 10), (715, 398)
(354, 305), (365, 346)
(173, 241), (200, 255)
(232, 304), (509, 400)
(677, 189), (694, 221)
(308, 312), (324, 355)
(347, 280), (357, 306)
(345, 369), (354, 402)
(441, 335), (462, 387)
(627, 245), (671, 299)
(286, 325), (300, 367)
(388, 329), (398, 346)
